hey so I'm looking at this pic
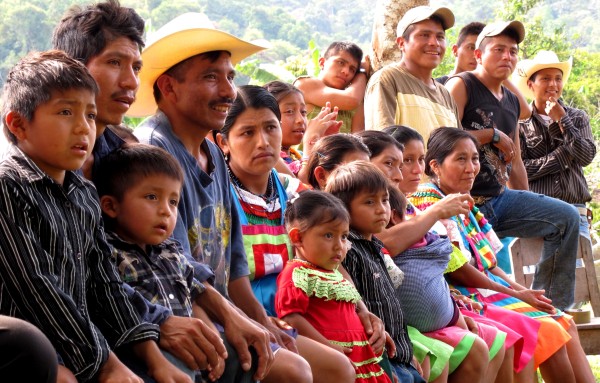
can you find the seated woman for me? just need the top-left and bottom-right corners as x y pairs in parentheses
(215, 85), (358, 383)
(410, 127), (594, 383)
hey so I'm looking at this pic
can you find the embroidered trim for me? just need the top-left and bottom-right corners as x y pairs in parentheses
(291, 263), (362, 303)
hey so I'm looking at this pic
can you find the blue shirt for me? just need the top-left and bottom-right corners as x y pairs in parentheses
(136, 111), (249, 297)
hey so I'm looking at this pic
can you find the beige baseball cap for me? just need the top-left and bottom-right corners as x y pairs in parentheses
(475, 20), (525, 49)
(396, 6), (455, 37)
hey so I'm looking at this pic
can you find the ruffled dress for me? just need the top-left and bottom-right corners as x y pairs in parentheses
(276, 259), (391, 382)
(411, 183), (572, 368)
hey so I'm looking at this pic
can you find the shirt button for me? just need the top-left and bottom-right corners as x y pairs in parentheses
(76, 253), (81, 260)
(65, 202), (72, 208)
(168, 294), (175, 300)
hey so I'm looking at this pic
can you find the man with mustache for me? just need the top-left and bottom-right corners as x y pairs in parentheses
(52, 2), (276, 382)
(364, 5), (459, 142)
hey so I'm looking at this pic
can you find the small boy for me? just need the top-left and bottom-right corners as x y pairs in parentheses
(294, 41), (367, 133)
(324, 161), (426, 383)
(0, 50), (190, 383)
(95, 143), (225, 381)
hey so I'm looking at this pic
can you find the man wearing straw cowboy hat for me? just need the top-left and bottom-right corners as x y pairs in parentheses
(132, 12), (362, 383)
(515, 50), (596, 240)
(446, 21), (582, 312)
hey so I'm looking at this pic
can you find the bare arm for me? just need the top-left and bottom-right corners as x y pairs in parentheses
(507, 131), (529, 190)
(503, 79), (532, 120)
(379, 193), (472, 255)
(295, 73), (367, 111)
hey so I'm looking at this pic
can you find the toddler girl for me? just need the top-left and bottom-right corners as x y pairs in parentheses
(276, 190), (392, 383)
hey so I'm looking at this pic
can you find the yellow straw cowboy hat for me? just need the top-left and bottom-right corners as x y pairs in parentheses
(128, 13), (269, 117)
(513, 50), (573, 100)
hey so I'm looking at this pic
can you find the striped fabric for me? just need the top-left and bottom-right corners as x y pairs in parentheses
(519, 101), (596, 204)
(343, 230), (413, 364)
(0, 146), (159, 381)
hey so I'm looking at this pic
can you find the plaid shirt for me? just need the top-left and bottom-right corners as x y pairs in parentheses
(107, 232), (205, 317)
(519, 101), (596, 204)
(343, 230), (413, 364)
(0, 146), (159, 382)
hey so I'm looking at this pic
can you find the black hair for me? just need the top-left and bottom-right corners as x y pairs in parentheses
(424, 127), (479, 177)
(388, 185), (407, 221)
(220, 85), (281, 139)
(95, 143), (184, 201)
(284, 190), (349, 233)
(325, 161), (390, 211)
(356, 130), (404, 158)
(456, 22), (486, 47)
(52, 0), (144, 64)
(383, 125), (424, 148)
(323, 41), (363, 73)
(263, 80), (303, 103)
(306, 133), (370, 189)
(1, 50), (98, 144)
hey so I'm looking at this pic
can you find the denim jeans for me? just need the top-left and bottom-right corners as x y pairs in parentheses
(389, 360), (426, 383)
(477, 189), (579, 310)
(573, 203), (591, 241)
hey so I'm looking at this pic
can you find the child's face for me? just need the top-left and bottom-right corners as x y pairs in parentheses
(293, 218), (350, 271)
(371, 145), (404, 188)
(279, 92), (308, 148)
(110, 174), (181, 247)
(349, 189), (391, 239)
(10, 88), (96, 184)
(319, 50), (360, 90)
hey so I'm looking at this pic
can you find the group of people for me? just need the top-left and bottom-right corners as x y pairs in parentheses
(0, 1), (596, 383)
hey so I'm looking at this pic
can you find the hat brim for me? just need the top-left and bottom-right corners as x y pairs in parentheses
(514, 57), (572, 100)
(127, 29), (268, 117)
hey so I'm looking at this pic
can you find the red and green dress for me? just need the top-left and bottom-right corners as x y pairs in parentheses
(276, 259), (391, 382)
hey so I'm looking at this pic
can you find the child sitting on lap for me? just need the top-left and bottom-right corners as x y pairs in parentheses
(276, 190), (392, 382)
(95, 143), (225, 381)
(0, 51), (190, 383)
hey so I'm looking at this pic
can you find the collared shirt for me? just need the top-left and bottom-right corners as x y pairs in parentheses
(136, 111), (248, 297)
(0, 146), (159, 382)
(519, 100), (596, 204)
(343, 230), (413, 364)
(107, 232), (205, 318)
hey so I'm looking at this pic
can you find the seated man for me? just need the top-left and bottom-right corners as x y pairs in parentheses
(0, 50), (188, 383)
(295, 41), (367, 133)
(514, 50), (596, 240)
(435, 21), (485, 84)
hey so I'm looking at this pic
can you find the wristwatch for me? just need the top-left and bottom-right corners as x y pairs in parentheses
(492, 128), (500, 144)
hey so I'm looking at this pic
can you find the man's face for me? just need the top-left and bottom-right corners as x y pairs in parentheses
(86, 36), (142, 136)
(167, 52), (236, 134)
(453, 34), (478, 72)
(476, 35), (519, 81)
(398, 19), (447, 71)
(319, 50), (360, 89)
(527, 68), (564, 104)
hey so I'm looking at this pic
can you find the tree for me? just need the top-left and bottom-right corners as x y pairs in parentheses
(371, 0), (428, 71)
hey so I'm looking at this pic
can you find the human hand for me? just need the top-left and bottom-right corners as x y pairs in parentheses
(492, 129), (516, 163)
(412, 355), (424, 378)
(384, 331), (397, 358)
(97, 352), (143, 383)
(356, 307), (386, 354)
(463, 315), (479, 336)
(361, 55), (372, 78)
(159, 315), (227, 372)
(433, 193), (473, 219)
(265, 316), (299, 353)
(515, 289), (556, 315)
(223, 313), (274, 381)
(149, 360), (194, 383)
(545, 97), (566, 125)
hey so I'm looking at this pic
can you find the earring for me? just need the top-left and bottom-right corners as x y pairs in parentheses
(224, 153), (229, 162)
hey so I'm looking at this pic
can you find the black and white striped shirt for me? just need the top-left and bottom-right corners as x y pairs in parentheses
(519, 101), (596, 204)
(343, 230), (413, 364)
(0, 146), (159, 381)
